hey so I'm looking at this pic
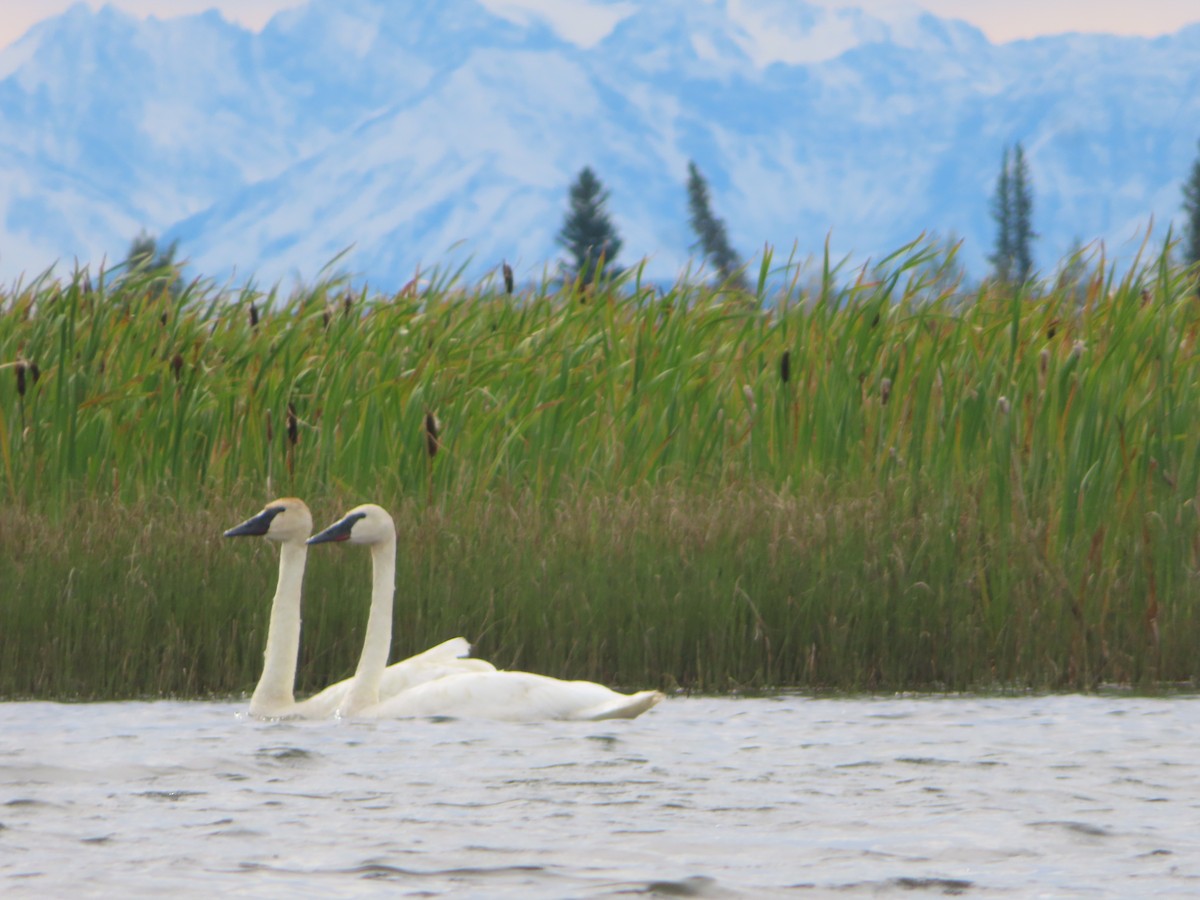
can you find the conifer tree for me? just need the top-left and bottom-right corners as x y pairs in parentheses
(989, 143), (1037, 284)
(123, 230), (181, 298)
(1012, 144), (1036, 283)
(1182, 140), (1200, 270)
(686, 160), (745, 288)
(557, 166), (622, 285)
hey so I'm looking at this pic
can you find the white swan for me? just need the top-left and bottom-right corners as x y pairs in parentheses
(307, 503), (664, 721)
(224, 498), (495, 719)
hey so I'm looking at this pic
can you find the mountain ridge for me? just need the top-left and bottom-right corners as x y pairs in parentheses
(1, 0), (1197, 287)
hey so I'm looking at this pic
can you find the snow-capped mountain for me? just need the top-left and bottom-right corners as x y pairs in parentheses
(0, 0), (1198, 288)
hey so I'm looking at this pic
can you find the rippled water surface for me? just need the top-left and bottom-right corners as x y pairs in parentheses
(2, 695), (1198, 897)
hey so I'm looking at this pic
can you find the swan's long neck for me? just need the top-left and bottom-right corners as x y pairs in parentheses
(249, 541), (306, 716)
(339, 535), (396, 716)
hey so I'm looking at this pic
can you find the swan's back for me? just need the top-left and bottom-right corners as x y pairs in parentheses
(293, 637), (497, 718)
(360, 670), (664, 722)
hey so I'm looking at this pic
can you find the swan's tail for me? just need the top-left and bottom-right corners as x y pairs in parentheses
(581, 690), (665, 721)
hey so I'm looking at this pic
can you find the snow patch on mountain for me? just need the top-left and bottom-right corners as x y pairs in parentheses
(0, 0), (1197, 288)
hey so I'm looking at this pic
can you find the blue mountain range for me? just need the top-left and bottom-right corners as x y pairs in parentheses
(0, 0), (1197, 287)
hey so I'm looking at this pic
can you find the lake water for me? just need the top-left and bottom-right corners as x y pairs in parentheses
(1, 694), (1197, 897)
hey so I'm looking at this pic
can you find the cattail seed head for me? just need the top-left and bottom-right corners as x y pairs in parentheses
(249, 301), (259, 329)
(15, 361), (26, 397)
(1071, 340), (1086, 360)
(780, 350), (791, 384)
(286, 403), (299, 445)
(170, 353), (183, 381)
(343, 292), (353, 318)
(503, 261), (514, 296)
(880, 377), (892, 405)
(425, 411), (440, 458)
(265, 411), (273, 444)
(997, 395), (1011, 415)
(1040, 348), (1050, 376)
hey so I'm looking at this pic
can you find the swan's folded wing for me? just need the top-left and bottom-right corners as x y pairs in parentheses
(297, 637), (497, 716)
(360, 671), (662, 722)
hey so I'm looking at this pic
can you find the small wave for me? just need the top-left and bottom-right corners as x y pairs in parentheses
(1030, 820), (1112, 837)
(606, 875), (730, 897)
(255, 746), (319, 764)
(135, 790), (205, 801)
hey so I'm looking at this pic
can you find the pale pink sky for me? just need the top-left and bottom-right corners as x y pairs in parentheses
(1, 0), (1198, 50)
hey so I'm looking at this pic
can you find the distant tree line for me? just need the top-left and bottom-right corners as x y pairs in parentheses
(556, 161), (747, 289)
(552, 136), (1200, 295)
(126, 137), (1200, 296)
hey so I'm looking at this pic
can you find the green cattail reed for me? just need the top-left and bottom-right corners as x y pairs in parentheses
(265, 409), (274, 495)
(5, 243), (1200, 695)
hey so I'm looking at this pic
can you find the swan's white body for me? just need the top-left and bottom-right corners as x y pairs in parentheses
(308, 503), (664, 722)
(225, 498), (494, 720)
(359, 670), (664, 721)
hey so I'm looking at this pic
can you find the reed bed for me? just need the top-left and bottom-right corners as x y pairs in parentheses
(2, 242), (1199, 697)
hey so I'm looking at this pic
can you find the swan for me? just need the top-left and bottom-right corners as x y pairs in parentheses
(224, 498), (495, 718)
(307, 503), (664, 721)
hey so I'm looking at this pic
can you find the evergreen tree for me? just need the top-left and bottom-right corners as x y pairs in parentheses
(122, 231), (182, 298)
(1055, 236), (1090, 307)
(686, 160), (745, 288)
(125, 230), (178, 273)
(1012, 144), (1036, 283)
(557, 166), (622, 285)
(989, 143), (1037, 284)
(1182, 140), (1200, 270)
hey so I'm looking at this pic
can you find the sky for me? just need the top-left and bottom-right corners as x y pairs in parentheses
(1, 0), (1199, 50)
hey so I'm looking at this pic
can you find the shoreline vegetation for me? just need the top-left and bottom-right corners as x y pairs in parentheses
(3, 240), (1199, 699)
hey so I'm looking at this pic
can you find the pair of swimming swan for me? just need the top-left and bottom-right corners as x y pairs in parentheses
(224, 498), (663, 722)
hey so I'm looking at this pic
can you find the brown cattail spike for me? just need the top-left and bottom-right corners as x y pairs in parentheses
(15, 361), (26, 397)
(171, 353), (184, 381)
(343, 293), (353, 318)
(780, 350), (790, 384)
(265, 411), (273, 444)
(249, 301), (259, 329)
(503, 261), (514, 296)
(880, 377), (892, 405)
(425, 411), (440, 458)
(287, 403), (299, 445)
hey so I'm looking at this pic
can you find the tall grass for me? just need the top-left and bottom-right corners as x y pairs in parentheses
(2, 242), (1199, 697)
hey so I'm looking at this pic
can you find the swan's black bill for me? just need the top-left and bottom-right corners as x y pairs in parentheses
(308, 512), (365, 545)
(224, 506), (284, 538)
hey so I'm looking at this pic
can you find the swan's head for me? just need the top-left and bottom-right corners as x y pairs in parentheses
(307, 503), (395, 546)
(224, 498), (313, 544)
